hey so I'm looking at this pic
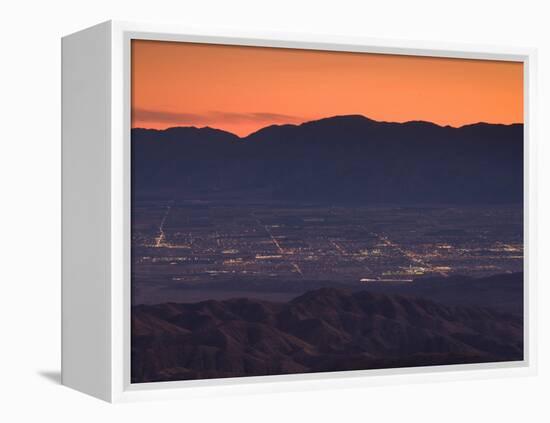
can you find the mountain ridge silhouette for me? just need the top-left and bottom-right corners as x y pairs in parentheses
(132, 114), (523, 204)
(132, 114), (523, 139)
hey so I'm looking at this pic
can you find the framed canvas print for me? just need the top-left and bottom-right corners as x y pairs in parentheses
(61, 21), (537, 402)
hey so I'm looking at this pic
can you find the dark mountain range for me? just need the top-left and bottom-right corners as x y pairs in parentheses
(131, 287), (523, 383)
(139, 272), (523, 316)
(132, 115), (523, 204)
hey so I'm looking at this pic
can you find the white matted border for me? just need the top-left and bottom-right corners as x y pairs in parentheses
(108, 20), (537, 403)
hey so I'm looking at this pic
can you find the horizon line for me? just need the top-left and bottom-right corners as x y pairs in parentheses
(131, 113), (524, 139)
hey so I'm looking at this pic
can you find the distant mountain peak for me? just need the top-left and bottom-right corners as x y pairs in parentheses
(164, 125), (240, 137)
(309, 114), (374, 123)
(458, 121), (524, 129)
(401, 120), (444, 128)
(299, 114), (376, 128)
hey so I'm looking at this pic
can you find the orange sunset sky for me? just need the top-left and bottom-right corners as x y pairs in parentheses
(131, 40), (524, 137)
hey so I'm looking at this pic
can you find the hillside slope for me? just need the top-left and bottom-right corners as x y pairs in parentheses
(131, 288), (523, 382)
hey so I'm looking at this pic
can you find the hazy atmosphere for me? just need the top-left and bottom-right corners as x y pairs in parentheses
(130, 39), (524, 384)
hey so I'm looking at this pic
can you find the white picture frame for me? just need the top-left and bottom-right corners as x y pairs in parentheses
(61, 20), (537, 403)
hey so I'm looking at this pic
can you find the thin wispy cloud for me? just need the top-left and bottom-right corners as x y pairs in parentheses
(132, 109), (204, 124)
(133, 108), (303, 126)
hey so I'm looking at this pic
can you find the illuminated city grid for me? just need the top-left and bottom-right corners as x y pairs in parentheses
(132, 202), (523, 290)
